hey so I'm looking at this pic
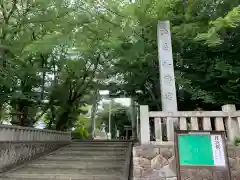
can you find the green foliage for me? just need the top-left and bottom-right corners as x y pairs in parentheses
(1, 0), (240, 130)
(71, 127), (89, 140)
(234, 136), (240, 146)
(196, 6), (240, 46)
(101, 0), (240, 110)
(74, 106), (91, 131)
(0, 0), (114, 128)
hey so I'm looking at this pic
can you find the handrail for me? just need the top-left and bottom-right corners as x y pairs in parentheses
(122, 142), (133, 180)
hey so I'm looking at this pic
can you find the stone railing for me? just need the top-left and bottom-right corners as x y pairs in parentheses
(0, 125), (71, 141)
(139, 104), (240, 144)
(0, 125), (71, 172)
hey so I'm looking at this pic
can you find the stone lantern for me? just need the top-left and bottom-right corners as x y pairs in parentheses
(100, 123), (106, 133)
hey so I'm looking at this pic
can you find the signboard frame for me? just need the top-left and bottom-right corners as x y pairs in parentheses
(174, 130), (231, 180)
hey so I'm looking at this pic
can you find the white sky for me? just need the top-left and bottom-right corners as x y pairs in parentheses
(100, 97), (131, 106)
(115, 98), (131, 106)
(99, 90), (131, 106)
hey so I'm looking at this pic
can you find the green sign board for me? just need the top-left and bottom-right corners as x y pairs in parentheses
(177, 133), (226, 166)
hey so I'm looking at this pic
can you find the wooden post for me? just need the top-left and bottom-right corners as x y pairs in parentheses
(140, 105), (150, 144)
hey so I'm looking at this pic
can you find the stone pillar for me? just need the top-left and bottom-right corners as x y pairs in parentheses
(140, 105), (150, 144)
(215, 117), (225, 131)
(154, 117), (162, 142)
(180, 117), (187, 130)
(136, 103), (140, 140)
(90, 91), (98, 139)
(190, 117), (199, 130)
(222, 104), (239, 141)
(203, 117), (212, 130)
(131, 98), (137, 141)
(158, 21), (178, 141)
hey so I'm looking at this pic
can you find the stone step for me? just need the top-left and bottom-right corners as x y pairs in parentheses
(0, 141), (131, 180)
(28, 159), (125, 164)
(4, 167), (122, 177)
(40, 155), (125, 161)
(71, 141), (130, 144)
(57, 148), (127, 153)
(27, 161), (123, 169)
(41, 155), (125, 161)
(68, 145), (128, 148)
(68, 144), (129, 148)
(51, 150), (126, 156)
(0, 175), (122, 180)
(69, 142), (129, 147)
(60, 146), (128, 151)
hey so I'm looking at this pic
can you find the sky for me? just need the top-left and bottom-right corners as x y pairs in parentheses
(115, 98), (131, 106)
(99, 90), (131, 106)
(101, 98), (131, 106)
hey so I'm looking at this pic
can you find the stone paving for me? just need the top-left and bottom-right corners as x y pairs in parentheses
(133, 144), (240, 180)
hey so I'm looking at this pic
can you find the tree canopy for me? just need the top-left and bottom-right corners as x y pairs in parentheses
(1, 0), (240, 130)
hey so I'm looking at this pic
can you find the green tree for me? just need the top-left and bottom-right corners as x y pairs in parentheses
(0, 0), (118, 129)
(100, 0), (240, 110)
(2, 0), (240, 130)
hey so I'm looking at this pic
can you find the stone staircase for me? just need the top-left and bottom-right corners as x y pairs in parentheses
(0, 141), (131, 180)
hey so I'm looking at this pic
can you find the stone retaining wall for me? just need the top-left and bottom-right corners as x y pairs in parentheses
(0, 141), (69, 172)
(0, 125), (71, 172)
(133, 144), (240, 180)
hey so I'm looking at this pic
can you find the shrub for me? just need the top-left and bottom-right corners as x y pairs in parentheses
(233, 136), (240, 146)
(71, 127), (89, 139)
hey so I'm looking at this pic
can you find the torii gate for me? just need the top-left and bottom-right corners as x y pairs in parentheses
(89, 90), (137, 140)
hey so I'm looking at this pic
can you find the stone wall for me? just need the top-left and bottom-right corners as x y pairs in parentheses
(133, 144), (240, 180)
(0, 125), (71, 172)
(0, 141), (69, 172)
